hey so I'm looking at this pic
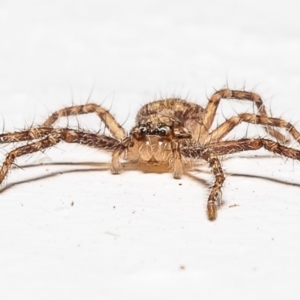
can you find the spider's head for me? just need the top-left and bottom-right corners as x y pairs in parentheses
(131, 115), (192, 141)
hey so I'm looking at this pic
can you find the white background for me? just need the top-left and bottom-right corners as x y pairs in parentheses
(0, 0), (300, 299)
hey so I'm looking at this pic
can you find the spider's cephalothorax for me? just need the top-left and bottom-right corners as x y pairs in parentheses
(128, 101), (194, 168)
(1, 89), (300, 221)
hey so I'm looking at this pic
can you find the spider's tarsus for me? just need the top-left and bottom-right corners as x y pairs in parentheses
(207, 201), (217, 221)
(173, 159), (183, 179)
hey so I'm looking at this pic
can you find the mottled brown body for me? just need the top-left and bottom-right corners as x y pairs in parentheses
(0, 88), (300, 221)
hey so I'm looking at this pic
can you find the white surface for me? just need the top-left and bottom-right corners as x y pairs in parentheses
(0, 0), (300, 299)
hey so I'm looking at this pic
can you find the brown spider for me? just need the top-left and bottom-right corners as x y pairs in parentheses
(1, 88), (300, 220)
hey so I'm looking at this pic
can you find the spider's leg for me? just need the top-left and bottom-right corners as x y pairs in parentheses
(207, 138), (300, 160)
(203, 113), (300, 145)
(181, 146), (225, 220)
(0, 127), (54, 143)
(57, 129), (127, 174)
(0, 128), (122, 185)
(181, 138), (300, 220)
(0, 130), (63, 184)
(201, 89), (286, 143)
(201, 149), (225, 221)
(43, 103), (127, 139)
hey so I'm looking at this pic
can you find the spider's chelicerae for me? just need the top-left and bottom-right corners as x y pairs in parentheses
(1, 88), (300, 220)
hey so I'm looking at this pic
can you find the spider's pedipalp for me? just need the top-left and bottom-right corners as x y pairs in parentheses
(171, 140), (184, 179)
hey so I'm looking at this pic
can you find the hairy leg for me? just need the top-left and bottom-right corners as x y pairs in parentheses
(0, 127), (54, 143)
(181, 138), (300, 161)
(201, 89), (286, 143)
(0, 128), (121, 184)
(203, 113), (300, 145)
(0, 131), (62, 184)
(209, 138), (300, 160)
(201, 148), (225, 221)
(43, 103), (127, 139)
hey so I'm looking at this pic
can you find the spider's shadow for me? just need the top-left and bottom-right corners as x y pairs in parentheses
(1, 155), (300, 194)
(189, 155), (300, 188)
(0, 162), (109, 194)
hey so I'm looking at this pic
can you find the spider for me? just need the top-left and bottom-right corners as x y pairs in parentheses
(1, 88), (300, 221)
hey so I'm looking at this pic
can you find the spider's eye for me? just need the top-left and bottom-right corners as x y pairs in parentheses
(158, 125), (171, 136)
(139, 125), (147, 134)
